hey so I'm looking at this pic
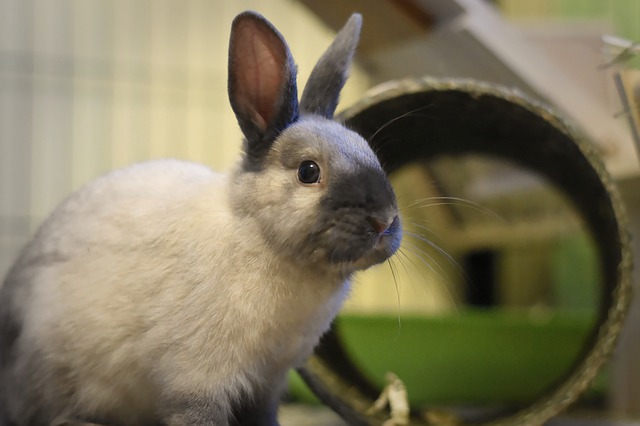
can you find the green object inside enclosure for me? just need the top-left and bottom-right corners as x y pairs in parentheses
(289, 309), (599, 407)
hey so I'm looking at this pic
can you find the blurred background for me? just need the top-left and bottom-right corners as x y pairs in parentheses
(1, 0), (640, 423)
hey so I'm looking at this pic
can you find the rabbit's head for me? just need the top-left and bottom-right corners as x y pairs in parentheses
(228, 12), (401, 275)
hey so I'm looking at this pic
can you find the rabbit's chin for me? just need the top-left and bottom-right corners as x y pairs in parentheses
(313, 228), (402, 274)
(349, 234), (402, 272)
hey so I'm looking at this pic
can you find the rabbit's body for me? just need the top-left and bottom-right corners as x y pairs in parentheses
(2, 158), (350, 425)
(0, 11), (401, 426)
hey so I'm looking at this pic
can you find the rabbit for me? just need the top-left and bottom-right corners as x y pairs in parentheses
(0, 10), (401, 426)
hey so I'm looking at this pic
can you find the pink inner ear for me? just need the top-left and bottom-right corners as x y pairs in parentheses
(235, 21), (286, 133)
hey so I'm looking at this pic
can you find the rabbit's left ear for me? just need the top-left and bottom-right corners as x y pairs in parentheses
(228, 12), (299, 163)
(300, 14), (362, 119)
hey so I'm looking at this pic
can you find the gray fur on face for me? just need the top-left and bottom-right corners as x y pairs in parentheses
(230, 117), (401, 274)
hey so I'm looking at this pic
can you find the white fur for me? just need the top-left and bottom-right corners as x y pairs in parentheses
(15, 159), (351, 424)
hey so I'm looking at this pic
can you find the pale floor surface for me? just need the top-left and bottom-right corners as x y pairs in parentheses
(279, 404), (640, 426)
(280, 404), (347, 426)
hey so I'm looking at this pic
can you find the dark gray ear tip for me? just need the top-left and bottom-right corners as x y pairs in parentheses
(346, 13), (363, 33)
(339, 13), (362, 42)
(232, 10), (267, 25)
(232, 11), (272, 37)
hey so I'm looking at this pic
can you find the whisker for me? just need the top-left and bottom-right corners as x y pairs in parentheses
(396, 248), (430, 298)
(402, 220), (444, 242)
(397, 246), (458, 308)
(369, 134), (397, 153)
(386, 257), (403, 338)
(406, 196), (505, 222)
(397, 247), (426, 300)
(400, 240), (449, 281)
(403, 231), (463, 275)
(368, 106), (435, 144)
(396, 249), (430, 305)
(389, 258), (401, 310)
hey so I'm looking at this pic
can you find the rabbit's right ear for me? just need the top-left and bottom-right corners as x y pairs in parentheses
(228, 12), (299, 167)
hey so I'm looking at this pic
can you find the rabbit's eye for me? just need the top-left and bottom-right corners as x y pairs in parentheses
(297, 160), (321, 184)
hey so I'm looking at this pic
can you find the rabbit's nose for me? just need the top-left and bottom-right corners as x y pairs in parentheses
(368, 214), (398, 235)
